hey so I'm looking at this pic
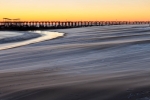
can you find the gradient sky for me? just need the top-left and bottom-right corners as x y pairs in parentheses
(0, 0), (150, 21)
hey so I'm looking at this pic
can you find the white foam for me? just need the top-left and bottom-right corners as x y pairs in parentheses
(0, 31), (65, 50)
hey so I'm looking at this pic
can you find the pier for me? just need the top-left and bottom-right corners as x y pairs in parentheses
(0, 20), (150, 31)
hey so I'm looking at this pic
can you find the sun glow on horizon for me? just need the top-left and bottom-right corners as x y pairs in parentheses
(0, 0), (150, 21)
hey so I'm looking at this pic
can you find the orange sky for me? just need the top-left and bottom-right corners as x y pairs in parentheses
(0, 0), (150, 21)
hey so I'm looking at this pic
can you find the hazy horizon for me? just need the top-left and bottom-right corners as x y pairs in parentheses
(0, 0), (150, 21)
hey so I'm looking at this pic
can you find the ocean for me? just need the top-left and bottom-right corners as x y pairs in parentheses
(0, 31), (64, 50)
(0, 31), (24, 39)
(0, 25), (150, 100)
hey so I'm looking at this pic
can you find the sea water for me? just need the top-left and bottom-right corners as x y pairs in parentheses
(0, 31), (24, 39)
(0, 31), (64, 50)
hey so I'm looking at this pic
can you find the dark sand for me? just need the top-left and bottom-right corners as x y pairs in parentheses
(0, 25), (150, 100)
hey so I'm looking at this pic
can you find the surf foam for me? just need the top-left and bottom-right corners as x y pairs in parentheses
(0, 31), (65, 50)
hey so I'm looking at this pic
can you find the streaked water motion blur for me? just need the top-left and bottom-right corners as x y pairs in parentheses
(0, 25), (150, 100)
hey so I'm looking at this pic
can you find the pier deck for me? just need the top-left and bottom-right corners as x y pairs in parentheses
(0, 21), (150, 31)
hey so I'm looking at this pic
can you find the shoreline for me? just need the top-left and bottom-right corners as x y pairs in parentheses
(0, 26), (88, 31)
(0, 31), (41, 44)
(0, 31), (65, 51)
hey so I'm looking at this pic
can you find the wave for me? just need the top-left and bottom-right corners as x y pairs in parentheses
(0, 32), (41, 44)
(0, 31), (65, 50)
(0, 31), (24, 39)
(1, 25), (150, 100)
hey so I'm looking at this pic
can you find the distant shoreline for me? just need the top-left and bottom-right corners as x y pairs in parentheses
(0, 21), (149, 31)
(0, 26), (89, 31)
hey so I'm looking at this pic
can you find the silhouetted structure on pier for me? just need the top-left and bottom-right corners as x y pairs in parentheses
(0, 19), (150, 31)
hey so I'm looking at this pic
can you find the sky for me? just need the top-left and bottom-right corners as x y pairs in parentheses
(0, 0), (150, 21)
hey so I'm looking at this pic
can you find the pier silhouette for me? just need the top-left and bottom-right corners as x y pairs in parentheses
(0, 18), (150, 31)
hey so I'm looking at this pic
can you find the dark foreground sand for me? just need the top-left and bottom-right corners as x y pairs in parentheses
(0, 25), (150, 100)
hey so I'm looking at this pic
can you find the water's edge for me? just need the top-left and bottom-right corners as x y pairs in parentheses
(0, 31), (65, 51)
(0, 31), (41, 44)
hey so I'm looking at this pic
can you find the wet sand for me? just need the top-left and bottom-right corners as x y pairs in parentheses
(0, 25), (150, 100)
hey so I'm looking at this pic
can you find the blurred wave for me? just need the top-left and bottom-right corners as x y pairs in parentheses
(0, 31), (64, 50)
(1, 25), (150, 100)
(0, 31), (23, 39)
